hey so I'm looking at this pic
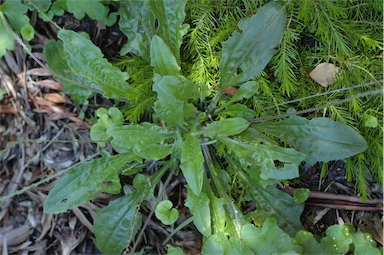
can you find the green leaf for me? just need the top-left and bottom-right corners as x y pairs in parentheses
(241, 219), (302, 254)
(0, 14), (15, 57)
(21, 24), (34, 40)
(44, 39), (93, 101)
(24, 0), (52, 12)
(150, 35), (181, 76)
(180, 134), (204, 196)
(0, 0), (29, 31)
(321, 224), (354, 254)
(90, 107), (124, 146)
(221, 137), (306, 181)
(254, 116), (368, 165)
(118, 0), (156, 60)
(219, 1), (286, 88)
(238, 170), (303, 236)
(167, 246), (184, 255)
(202, 233), (227, 255)
(66, 0), (108, 21)
(57, 30), (130, 99)
(155, 200), (179, 225)
(94, 190), (144, 254)
(294, 230), (323, 254)
(353, 231), (380, 255)
(228, 81), (259, 104)
(153, 76), (199, 102)
(364, 114), (378, 128)
(153, 76), (199, 128)
(44, 152), (137, 214)
(154, 98), (187, 128)
(293, 188), (310, 204)
(0, 0), (30, 57)
(149, 0), (189, 62)
(220, 104), (256, 119)
(203, 118), (250, 139)
(107, 123), (174, 160)
(185, 189), (211, 237)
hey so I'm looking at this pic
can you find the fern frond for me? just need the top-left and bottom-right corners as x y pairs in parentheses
(272, 27), (300, 96)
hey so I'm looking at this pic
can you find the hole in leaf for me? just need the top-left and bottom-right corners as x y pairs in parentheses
(61, 198), (68, 204)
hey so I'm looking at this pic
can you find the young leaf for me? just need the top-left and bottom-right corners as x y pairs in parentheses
(149, 0), (189, 62)
(180, 134), (205, 196)
(352, 232), (380, 255)
(220, 104), (256, 119)
(294, 230), (323, 254)
(219, 2), (286, 88)
(94, 190), (144, 254)
(57, 30), (130, 99)
(0, 0), (31, 57)
(241, 219), (302, 254)
(321, 224), (354, 254)
(254, 116), (368, 165)
(118, 0), (155, 60)
(203, 118), (250, 139)
(155, 200), (179, 225)
(228, 81), (259, 104)
(185, 188), (211, 237)
(44, 152), (137, 214)
(153, 75), (200, 128)
(150, 35), (180, 76)
(293, 188), (310, 204)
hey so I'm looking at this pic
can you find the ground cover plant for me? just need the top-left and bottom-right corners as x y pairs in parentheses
(0, 0), (382, 254)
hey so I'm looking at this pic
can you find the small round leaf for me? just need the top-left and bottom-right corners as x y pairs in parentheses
(155, 200), (179, 225)
(364, 114), (378, 128)
(293, 188), (310, 204)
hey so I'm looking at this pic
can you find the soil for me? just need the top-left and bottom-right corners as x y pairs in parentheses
(0, 11), (382, 255)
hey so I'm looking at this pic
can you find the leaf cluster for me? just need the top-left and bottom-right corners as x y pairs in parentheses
(2, 0), (381, 253)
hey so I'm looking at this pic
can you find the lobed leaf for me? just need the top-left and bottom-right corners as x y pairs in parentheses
(107, 123), (174, 160)
(57, 30), (130, 99)
(219, 2), (286, 88)
(119, 0), (155, 60)
(254, 116), (368, 165)
(44, 39), (93, 103)
(0, 0), (31, 57)
(44, 152), (137, 214)
(153, 75), (199, 128)
(241, 219), (302, 254)
(66, 0), (108, 21)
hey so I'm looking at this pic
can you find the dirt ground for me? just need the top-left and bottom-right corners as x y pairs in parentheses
(0, 13), (382, 255)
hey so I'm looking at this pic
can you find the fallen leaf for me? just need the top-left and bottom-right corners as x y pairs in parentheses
(27, 68), (53, 77)
(309, 62), (340, 88)
(35, 80), (64, 91)
(43, 93), (68, 104)
(223, 86), (238, 96)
